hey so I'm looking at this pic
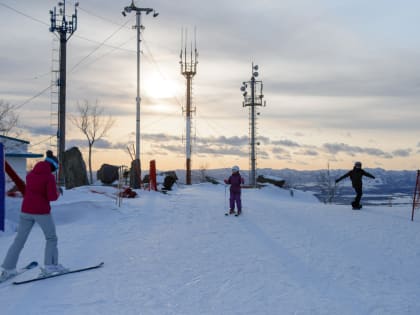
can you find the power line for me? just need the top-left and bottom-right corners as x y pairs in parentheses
(10, 83), (53, 111)
(29, 135), (56, 148)
(69, 18), (133, 73)
(78, 6), (130, 28)
(0, 2), (49, 26)
(142, 39), (183, 108)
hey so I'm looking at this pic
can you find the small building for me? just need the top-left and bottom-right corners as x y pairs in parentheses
(0, 135), (43, 184)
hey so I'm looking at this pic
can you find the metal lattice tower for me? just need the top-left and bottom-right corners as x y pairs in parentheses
(49, 0), (78, 186)
(50, 36), (59, 149)
(241, 63), (266, 187)
(180, 29), (198, 185)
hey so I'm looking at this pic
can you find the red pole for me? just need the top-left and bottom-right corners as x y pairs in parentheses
(149, 160), (157, 191)
(5, 160), (26, 195)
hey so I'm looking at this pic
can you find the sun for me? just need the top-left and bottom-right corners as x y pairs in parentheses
(143, 74), (181, 100)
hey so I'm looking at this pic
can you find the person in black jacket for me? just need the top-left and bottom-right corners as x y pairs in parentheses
(335, 161), (375, 209)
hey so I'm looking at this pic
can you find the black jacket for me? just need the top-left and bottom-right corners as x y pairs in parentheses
(336, 167), (375, 189)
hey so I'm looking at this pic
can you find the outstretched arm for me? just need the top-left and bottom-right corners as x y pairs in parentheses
(336, 171), (351, 183)
(362, 170), (375, 179)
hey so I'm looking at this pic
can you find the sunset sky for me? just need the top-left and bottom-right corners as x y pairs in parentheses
(1, 0), (420, 172)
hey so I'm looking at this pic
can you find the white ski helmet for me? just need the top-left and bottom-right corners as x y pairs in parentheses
(232, 165), (240, 172)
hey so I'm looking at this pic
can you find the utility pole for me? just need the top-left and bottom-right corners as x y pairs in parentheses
(180, 29), (198, 185)
(241, 63), (266, 187)
(49, 0), (78, 186)
(122, 0), (158, 189)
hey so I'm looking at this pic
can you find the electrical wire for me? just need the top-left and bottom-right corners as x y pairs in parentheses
(69, 18), (133, 73)
(142, 39), (184, 108)
(0, 2), (49, 26)
(10, 84), (53, 111)
(78, 6), (131, 29)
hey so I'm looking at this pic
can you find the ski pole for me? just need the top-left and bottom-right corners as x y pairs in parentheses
(224, 184), (228, 211)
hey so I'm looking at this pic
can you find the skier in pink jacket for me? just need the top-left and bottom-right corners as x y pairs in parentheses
(0, 150), (68, 282)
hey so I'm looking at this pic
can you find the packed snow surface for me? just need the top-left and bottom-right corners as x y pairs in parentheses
(1, 183), (420, 315)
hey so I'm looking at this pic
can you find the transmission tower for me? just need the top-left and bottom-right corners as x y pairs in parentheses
(180, 29), (198, 185)
(240, 63), (266, 187)
(49, 0), (78, 186)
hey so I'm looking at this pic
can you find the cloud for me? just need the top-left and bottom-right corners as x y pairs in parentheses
(272, 147), (289, 154)
(143, 133), (182, 142)
(294, 149), (319, 157)
(392, 149), (412, 157)
(323, 142), (392, 158)
(23, 125), (56, 136)
(272, 139), (301, 147)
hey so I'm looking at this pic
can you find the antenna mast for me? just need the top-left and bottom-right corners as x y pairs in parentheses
(49, 0), (79, 186)
(180, 28), (198, 185)
(241, 63), (266, 187)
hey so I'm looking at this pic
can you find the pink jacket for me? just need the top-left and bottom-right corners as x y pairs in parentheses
(21, 161), (59, 215)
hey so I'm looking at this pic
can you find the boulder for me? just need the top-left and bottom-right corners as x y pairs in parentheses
(97, 164), (119, 185)
(63, 147), (89, 189)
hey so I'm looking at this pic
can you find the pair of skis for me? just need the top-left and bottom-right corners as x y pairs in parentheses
(0, 261), (104, 285)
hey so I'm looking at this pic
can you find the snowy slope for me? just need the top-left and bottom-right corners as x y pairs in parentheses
(1, 184), (420, 315)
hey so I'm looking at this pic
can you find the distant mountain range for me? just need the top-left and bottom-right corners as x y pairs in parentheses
(175, 168), (418, 206)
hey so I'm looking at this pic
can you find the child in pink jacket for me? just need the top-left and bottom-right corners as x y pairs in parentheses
(224, 165), (245, 215)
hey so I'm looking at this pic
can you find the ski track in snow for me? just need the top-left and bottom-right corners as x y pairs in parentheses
(0, 183), (420, 315)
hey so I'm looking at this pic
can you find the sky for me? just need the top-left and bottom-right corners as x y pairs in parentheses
(1, 0), (420, 172)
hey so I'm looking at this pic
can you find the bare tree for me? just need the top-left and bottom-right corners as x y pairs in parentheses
(317, 162), (338, 204)
(70, 100), (115, 184)
(0, 100), (18, 136)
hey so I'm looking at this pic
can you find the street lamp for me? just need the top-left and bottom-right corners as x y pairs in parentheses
(122, 0), (158, 188)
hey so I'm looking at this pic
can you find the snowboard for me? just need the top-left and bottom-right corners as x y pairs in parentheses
(351, 201), (363, 210)
(0, 261), (38, 284)
(13, 262), (104, 285)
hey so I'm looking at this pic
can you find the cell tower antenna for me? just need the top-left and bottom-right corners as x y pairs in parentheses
(180, 28), (198, 185)
(49, 0), (78, 186)
(240, 63), (266, 187)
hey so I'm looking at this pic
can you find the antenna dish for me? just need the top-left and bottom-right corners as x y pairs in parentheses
(253, 65), (259, 71)
(240, 86), (246, 92)
(253, 72), (259, 77)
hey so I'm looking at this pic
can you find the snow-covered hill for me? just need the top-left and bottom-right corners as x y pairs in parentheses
(1, 183), (420, 315)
